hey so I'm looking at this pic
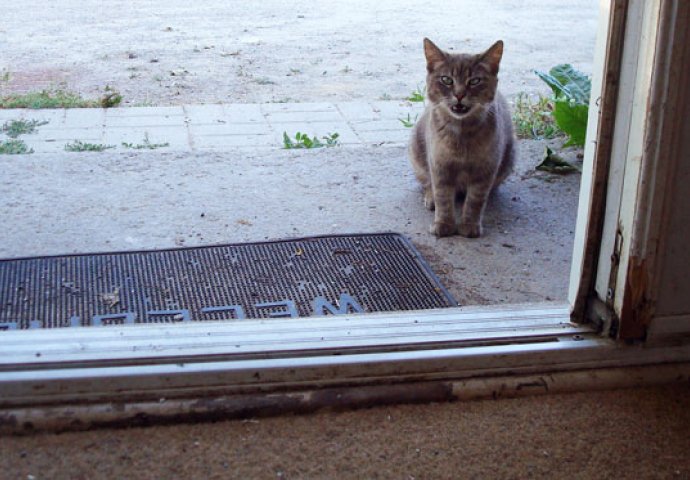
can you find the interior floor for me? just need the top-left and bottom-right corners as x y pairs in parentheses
(3, 384), (689, 479)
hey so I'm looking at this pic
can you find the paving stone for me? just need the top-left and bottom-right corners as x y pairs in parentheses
(351, 119), (413, 132)
(105, 106), (185, 117)
(183, 104), (225, 125)
(0, 109), (25, 123)
(265, 110), (344, 123)
(15, 109), (67, 127)
(32, 127), (104, 142)
(25, 139), (82, 154)
(355, 128), (411, 145)
(0, 101), (431, 154)
(63, 108), (105, 128)
(335, 102), (379, 121)
(105, 114), (187, 128)
(104, 126), (189, 149)
(260, 102), (337, 113)
(370, 100), (425, 118)
(193, 134), (275, 149)
(189, 123), (271, 136)
(223, 104), (265, 123)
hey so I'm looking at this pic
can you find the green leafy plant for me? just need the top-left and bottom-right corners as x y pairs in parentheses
(122, 132), (170, 150)
(282, 131), (339, 149)
(398, 113), (418, 128)
(512, 93), (561, 140)
(0, 139), (32, 154)
(535, 64), (591, 147)
(406, 85), (425, 103)
(1, 119), (49, 138)
(64, 140), (115, 152)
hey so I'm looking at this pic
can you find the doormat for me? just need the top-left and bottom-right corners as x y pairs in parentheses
(0, 233), (457, 330)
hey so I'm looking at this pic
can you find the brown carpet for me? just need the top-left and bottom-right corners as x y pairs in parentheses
(2, 384), (689, 479)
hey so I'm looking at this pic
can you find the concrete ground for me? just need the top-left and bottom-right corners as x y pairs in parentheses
(0, 101), (580, 305)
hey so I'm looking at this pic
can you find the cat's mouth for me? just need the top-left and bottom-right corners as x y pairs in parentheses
(450, 104), (471, 115)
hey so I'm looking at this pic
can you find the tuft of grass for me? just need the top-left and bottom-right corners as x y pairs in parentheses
(512, 92), (562, 140)
(0, 139), (33, 154)
(283, 131), (339, 149)
(398, 113), (418, 128)
(0, 86), (122, 109)
(0, 89), (95, 109)
(406, 85), (425, 103)
(122, 132), (170, 150)
(64, 140), (115, 152)
(2, 119), (49, 138)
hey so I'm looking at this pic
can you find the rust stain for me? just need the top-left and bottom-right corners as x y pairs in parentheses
(619, 256), (651, 340)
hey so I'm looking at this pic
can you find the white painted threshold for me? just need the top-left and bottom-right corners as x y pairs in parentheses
(1, 304), (689, 432)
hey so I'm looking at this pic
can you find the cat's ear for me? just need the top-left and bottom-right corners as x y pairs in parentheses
(481, 40), (504, 74)
(423, 38), (446, 72)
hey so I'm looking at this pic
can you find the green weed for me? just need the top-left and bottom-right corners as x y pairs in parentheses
(512, 93), (562, 140)
(122, 132), (170, 150)
(283, 131), (340, 149)
(0, 139), (32, 154)
(406, 86), (425, 102)
(0, 86), (122, 109)
(398, 113), (418, 128)
(1, 119), (49, 138)
(64, 140), (115, 152)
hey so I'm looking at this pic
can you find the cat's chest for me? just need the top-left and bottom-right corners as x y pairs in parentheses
(430, 127), (492, 161)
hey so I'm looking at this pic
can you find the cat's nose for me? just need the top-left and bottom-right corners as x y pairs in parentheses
(455, 93), (465, 102)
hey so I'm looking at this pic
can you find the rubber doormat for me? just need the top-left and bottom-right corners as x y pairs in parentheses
(0, 233), (457, 330)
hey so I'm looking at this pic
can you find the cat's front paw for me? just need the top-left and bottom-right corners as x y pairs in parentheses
(458, 222), (482, 238)
(430, 222), (457, 237)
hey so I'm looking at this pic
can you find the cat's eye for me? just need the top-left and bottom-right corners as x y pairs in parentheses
(468, 77), (481, 86)
(440, 76), (453, 86)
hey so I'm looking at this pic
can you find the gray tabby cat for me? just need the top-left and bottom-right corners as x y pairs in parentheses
(409, 38), (515, 238)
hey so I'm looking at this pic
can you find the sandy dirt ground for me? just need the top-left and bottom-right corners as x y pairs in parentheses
(0, 0), (598, 105)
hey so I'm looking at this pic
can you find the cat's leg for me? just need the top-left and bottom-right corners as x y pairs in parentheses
(458, 182), (492, 238)
(429, 172), (458, 237)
